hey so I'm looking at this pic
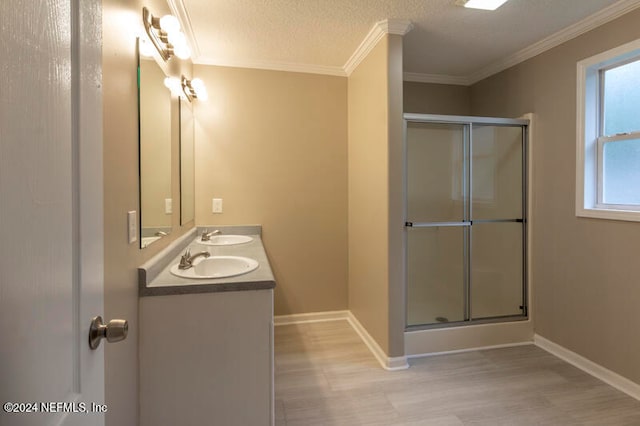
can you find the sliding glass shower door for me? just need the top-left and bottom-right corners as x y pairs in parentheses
(405, 115), (528, 328)
(406, 122), (469, 326)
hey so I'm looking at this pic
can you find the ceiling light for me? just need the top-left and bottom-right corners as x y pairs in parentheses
(456, 0), (509, 10)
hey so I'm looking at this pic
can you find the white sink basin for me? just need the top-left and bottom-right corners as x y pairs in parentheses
(198, 235), (253, 246)
(170, 256), (259, 279)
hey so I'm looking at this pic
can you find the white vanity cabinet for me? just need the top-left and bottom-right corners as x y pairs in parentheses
(139, 289), (274, 426)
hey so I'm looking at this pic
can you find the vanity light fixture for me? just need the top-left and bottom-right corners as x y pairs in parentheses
(181, 76), (209, 101)
(455, 0), (509, 10)
(164, 77), (183, 98)
(142, 7), (191, 61)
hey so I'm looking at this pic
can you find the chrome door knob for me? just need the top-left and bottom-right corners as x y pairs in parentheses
(89, 316), (129, 350)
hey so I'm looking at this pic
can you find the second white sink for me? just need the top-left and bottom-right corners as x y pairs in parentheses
(170, 256), (259, 279)
(198, 235), (253, 246)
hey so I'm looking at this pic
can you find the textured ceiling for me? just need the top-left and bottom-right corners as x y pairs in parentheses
(176, 0), (628, 79)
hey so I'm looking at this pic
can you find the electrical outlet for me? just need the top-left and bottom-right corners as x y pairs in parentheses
(212, 198), (223, 213)
(127, 211), (137, 244)
(165, 198), (173, 214)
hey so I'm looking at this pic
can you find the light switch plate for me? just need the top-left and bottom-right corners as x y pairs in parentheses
(212, 198), (223, 214)
(165, 198), (172, 214)
(127, 210), (137, 244)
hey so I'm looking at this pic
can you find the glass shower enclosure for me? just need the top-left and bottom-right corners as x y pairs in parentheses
(404, 114), (529, 329)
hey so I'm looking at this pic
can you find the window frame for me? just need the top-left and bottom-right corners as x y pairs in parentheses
(576, 38), (640, 222)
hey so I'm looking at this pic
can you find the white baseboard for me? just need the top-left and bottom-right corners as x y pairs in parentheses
(407, 341), (533, 359)
(534, 334), (640, 402)
(274, 309), (408, 371)
(346, 312), (409, 371)
(274, 310), (349, 326)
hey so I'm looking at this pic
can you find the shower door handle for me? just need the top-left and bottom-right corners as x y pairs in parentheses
(405, 221), (471, 228)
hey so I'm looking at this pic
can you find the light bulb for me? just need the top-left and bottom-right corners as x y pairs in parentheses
(197, 89), (208, 101)
(173, 44), (191, 60)
(163, 77), (182, 97)
(191, 78), (205, 91)
(191, 78), (208, 101)
(159, 15), (180, 33)
(168, 31), (186, 47)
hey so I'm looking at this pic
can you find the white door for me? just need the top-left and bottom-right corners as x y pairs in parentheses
(0, 1), (105, 426)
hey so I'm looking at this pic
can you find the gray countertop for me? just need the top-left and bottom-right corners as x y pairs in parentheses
(139, 226), (276, 297)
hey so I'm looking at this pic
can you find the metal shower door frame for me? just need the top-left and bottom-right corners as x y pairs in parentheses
(403, 113), (529, 330)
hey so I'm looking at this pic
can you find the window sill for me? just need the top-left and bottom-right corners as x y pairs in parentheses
(576, 207), (640, 222)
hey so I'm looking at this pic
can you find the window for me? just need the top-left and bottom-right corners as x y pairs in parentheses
(577, 39), (640, 221)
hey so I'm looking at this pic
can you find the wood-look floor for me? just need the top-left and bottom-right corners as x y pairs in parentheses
(274, 320), (640, 426)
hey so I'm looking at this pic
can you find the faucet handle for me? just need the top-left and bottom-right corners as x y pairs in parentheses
(179, 249), (192, 270)
(181, 248), (191, 261)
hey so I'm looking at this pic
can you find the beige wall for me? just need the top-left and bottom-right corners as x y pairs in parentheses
(348, 34), (405, 357)
(193, 65), (348, 316)
(102, 0), (193, 424)
(404, 81), (471, 115)
(470, 9), (640, 384)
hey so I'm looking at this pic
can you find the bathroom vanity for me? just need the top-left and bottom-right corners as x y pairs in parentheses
(138, 226), (275, 426)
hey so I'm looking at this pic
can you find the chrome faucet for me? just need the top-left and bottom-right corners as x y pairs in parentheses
(200, 228), (221, 242)
(178, 249), (210, 270)
(155, 231), (168, 237)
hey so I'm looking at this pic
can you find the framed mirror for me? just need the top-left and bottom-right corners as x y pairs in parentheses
(179, 97), (195, 225)
(138, 38), (173, 248)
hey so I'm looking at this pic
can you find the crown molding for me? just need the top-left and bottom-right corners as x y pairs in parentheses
(193, 57), (347, 77)
(166, 0), (201, 59)
(467, 0), (640, 84)
(403, 72), (471, 86)
(343, 19), (414, 76)
(378, 19), (414, 36)
(342, 23), (386, 76)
